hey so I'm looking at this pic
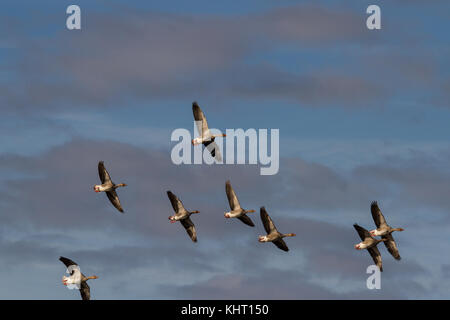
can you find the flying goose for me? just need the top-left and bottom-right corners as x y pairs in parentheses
(224, 180), (255, 227)
(353, 224), (387, 272)
(167, 191), (200, 242)
(258, 207), (296, 252)
(370, 201), (404, 260)
(59, 256), (98, 300)
(192, 101), (226, 162)
(94, 161), (127, 213)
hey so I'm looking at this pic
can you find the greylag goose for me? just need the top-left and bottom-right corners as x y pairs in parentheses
(192, 102), (226, 162)
(59, 256), (98, 300)
(370, 201), (404, 260)
(224, 180), (255, 227)
(167, 191), (200, 242)
(94, 161), (127, 213)
(258, 207), (296, 252)
(353, 224), (386, 271)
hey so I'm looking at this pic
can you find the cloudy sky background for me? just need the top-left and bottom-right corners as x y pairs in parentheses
(0, 0), (449, 299)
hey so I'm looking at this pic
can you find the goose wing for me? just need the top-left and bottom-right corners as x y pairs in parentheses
(204, 140), (222, 162)
(260, 207), (277, 234)
(237, 214), (255, 227)
(371, 201), (388, 228)
(59, 256), (79, 276)
(192, 102), (210, 138)
(80, 281), (91, 300)
(59, 256), (78, 268)
(167, 191), (186, 214)
(106, 190), (124, 213)
(353, 224), (372, 241)
(180, 217), (197, 242)
(98, 161), (112, 184)
(273, 239), (289, 252)
(368, 246), (383, 272)
(383, 233), (401, 260)
(225, 180), (241, 210)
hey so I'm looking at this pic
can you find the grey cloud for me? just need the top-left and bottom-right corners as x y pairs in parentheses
(1, 4), (392, 112)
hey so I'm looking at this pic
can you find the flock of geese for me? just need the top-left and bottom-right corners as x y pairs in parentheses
(58, 102), (404, 300)
(353, 202), (404, 272)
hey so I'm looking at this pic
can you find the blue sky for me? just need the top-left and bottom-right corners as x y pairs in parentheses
(0, 0), (449, 299)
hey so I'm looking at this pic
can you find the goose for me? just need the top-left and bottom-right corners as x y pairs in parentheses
(224, 180), (255, 227)
(59, 256), (98, 300)
(258, 207), (296, 252)
(192, 101), (226, 162)
(370, 201), (404, 260)
(167, 191), (200, 242)
(353, 224), (386, 271)
(93, 161), (127, 213)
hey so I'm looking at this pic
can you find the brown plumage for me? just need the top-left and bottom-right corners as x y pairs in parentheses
(95, 161), (127, 213)
(167, 191), (199, 242)
(192, 102), (225, 162)
(224, 180), (255, 227)
(59, 256), (98, 300)
(258, 207), (296, 252)
(353, 224), (386, 272)
(370, 201), (403, 260)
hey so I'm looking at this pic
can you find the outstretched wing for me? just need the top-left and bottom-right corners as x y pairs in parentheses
(106, 190), (124, 213)
(204, 140), (222, 162)
(167, 191), (185, 214)
(225, 180), (241, 210)
(237, 214), (255, 227)
(260, 207), (277, 234)
(192, 102), (210, 138)
(273, 239), (289, 252)
(98, 161), (112, 184)
(59, 256), (79, 276)
(180, 217), (197, 242)
(79, 282), (91, 300)
(383, 234), (401, 260)
(59, 256), (78, 268)
(371, 201), (388, 228)
(368, 246), (383, 272)
(353, 224), (371, 241)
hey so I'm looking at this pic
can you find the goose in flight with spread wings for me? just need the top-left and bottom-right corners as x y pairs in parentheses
(224, 180), (255, 227)
(353, 224), (387, 271)
(93, 161), (127, 213)
(59, 256), (98, 300)
(192, 102), (226, 162)
(370, 201), (404, 260)
(258, 207), (296, 252)
(167, 191), (200, 242)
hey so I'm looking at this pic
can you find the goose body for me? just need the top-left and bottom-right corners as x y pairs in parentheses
(224, 180), (255, 227)
(167, 191), (199, 242)
(370, 201), (404, 260)
(192, 102), (226, 162)
(258, 207), (296, 252)
(353, 224), (386, 271)
(59, 256), (98, 300)
(94, 161), (127, 213)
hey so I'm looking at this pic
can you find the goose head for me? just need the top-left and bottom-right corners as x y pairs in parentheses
(62, 276), (70, 286)
(191, 137), (202, 145)
(369, 229), (377, 237)
(62, 275), (80, 288)
(168, 215), (176, 223)
(354, 243), (362, 250)
(93, 185), (101, 192)
(224, 212), (231, 218)
(258, 235), (268, 242)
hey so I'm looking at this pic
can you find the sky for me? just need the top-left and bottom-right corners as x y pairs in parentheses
(0, 0), (449, 299)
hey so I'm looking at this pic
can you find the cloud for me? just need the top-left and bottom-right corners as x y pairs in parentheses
(0, 138), (446, 298)
(0, 4), (391, 112)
